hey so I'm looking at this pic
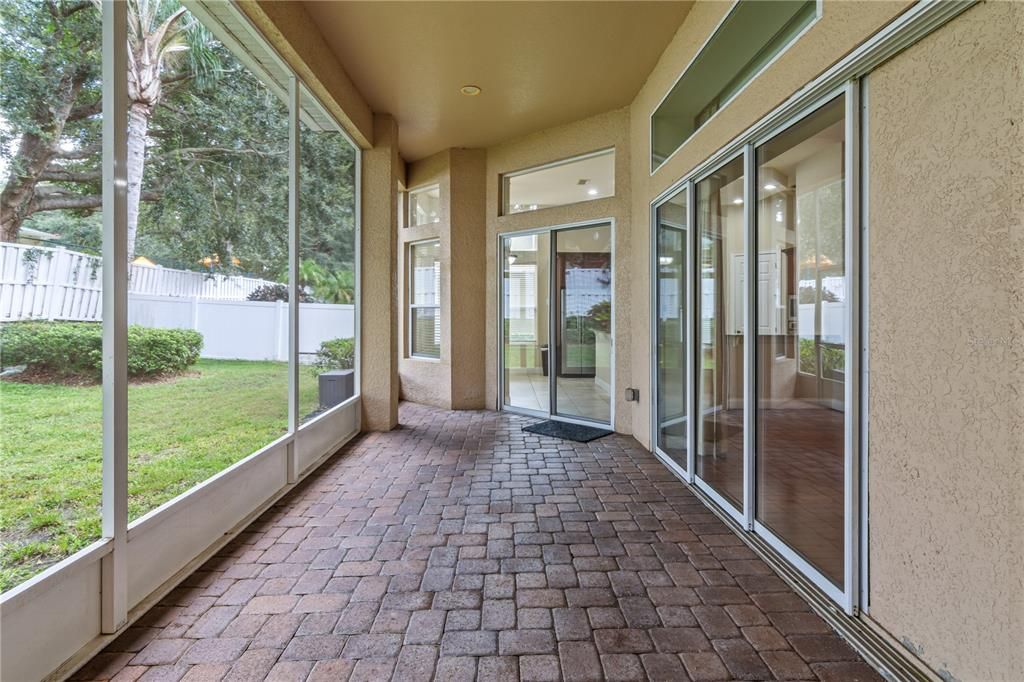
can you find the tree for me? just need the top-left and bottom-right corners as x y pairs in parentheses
(1, 0), (356, 281)
(0, 0), (102, 241)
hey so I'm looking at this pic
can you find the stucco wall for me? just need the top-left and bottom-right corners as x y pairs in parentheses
(627, 0), (911, 447)
(484, 107), (632, 433)
(360, 114), (402, 430)
(865, 3), (1024, 679)
(399, 151), (452, 408)
(400, 149), (488, 410)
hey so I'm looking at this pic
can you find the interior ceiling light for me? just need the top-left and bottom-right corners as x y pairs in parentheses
(764, 183), (778, 191)
(460, 85), (481, 96)
(733, 198), (744, 205)
(587, 188), (599, 196)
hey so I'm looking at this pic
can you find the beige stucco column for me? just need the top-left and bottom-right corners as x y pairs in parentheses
(447, 148), (488, 409)
(360, 114), (402, 430)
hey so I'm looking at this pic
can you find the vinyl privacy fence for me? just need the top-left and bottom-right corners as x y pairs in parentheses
(0, 243), (353, 361)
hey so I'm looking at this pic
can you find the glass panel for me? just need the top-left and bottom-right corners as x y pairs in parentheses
(695, 156), (745, 511)
(756, 96), (846, 587)
(504, 150), (614, 215)
(0, 1), (104, 590)
(502, 232), (550, 412)
(656, 189), (688, 469)
(553, 224), (612, 424)
(128, 3), (289, 522)
(651, 0), (816, 170)
(299, 87), (358, 423)
(410, 240), (440, 359)
(408, 185), (440, 226)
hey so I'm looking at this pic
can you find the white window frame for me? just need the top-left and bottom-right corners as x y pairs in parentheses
(408, 239), (442, 360)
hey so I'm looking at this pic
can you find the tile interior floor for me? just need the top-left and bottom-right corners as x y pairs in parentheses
(75, 402), (880, 682)
(505, 373), (610, 423)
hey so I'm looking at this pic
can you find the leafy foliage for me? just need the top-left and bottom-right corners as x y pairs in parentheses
(246, 283), (313, 303)
(1, 0), (356, 282)
(312, 337), (355, 375)
(1, 321), (202, 378)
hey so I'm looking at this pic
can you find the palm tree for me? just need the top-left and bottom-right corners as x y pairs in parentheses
(125, 0), (216, 262)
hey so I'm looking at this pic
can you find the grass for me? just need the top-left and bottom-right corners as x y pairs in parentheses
(0, 359), (319, 592)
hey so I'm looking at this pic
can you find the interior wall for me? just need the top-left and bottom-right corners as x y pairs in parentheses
(627, 0), (912, 448)
(865, 2), (1024, 679)
(485, 107), (632, 432)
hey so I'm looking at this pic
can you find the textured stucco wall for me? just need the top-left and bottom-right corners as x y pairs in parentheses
(236, 1), (373, 148)
(485, 107), (632, 433)
(448, 149), (488, 409)
(866, 3), (1024, 680)
(399, 148), (488, 410)
(399, 151), (452, 409)
(360, 114), (402, 430)
(626, 0), (911, 447)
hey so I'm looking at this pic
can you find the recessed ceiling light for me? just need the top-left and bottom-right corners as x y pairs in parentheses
(733, 198), (744, 205)
(460, 85), (481, 96)
(587, 188), (599, 196)
(764, 183), (778, 191)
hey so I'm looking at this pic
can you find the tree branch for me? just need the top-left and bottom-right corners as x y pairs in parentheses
(67, 99), (102, 122)
(40, 167), (101, 183)
(54, 143), (101, 160)
(60, 0), (94, 18)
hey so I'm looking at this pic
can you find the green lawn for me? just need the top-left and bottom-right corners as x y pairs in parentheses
(0, 359), (319, 592)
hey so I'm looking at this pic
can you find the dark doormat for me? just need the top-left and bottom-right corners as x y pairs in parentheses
(523, 420), (613, 443)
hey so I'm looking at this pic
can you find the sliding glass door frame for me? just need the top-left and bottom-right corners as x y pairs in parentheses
(498, 218), (616, 429)
(648, 82), (861, 614)
(649, 182), (695, 481)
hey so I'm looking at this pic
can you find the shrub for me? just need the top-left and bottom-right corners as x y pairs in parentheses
(0, 322), (203, 379)
(126, 326), (203, 377)
(247, 284), (313, 303)
(312, 337), (354, 375)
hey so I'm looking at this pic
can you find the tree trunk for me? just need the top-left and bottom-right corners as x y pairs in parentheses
(0, 86), (82, 242)
(125, 101), (151, 262)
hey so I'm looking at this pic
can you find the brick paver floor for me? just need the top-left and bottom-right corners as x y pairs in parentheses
(75, 403), (880, 681)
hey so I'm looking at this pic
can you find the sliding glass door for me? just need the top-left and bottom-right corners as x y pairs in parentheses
(695, 155), (746, 515)
(501, 223), (613, 426)
(655, 189), (689, 472)
(650, 89), (857, 609)
(754, 96), (848, 589)
(502, 232), (550, 415)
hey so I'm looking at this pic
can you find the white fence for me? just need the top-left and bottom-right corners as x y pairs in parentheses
(129, 295), (354, 362)
(0, 242), (280, 321)
(1, 243), (354, 362)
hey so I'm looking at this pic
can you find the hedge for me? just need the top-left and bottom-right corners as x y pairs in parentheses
(0, 322), (203, 379)
(312, 337), (354, 375)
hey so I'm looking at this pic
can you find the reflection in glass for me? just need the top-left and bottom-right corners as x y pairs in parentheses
(409, 185), (440, 226)
(655, 189), (688, 469)
(504, 150), (615, 215)
(695, 156), (746, 511)
(553, 225), (612, 424)
(755, 96), (846, 587)
(502, 233), (550, 413)
(409, 240), (441, 359)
